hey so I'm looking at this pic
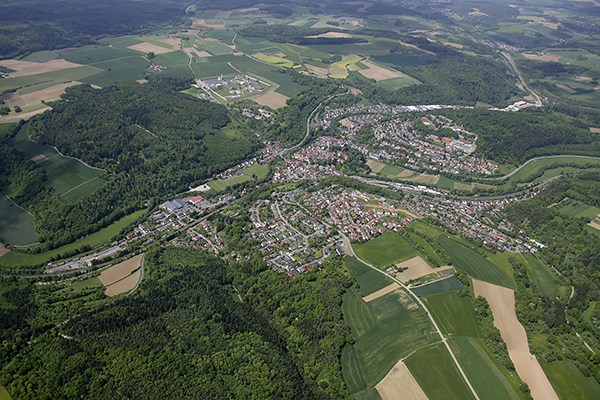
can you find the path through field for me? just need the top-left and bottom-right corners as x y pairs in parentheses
(473, 279), (559, 400)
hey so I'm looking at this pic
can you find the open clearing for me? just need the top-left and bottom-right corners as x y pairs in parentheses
(358, 60), (405, 81)
(6, 59), (83, 77)
(252, 91), (289, 109)
(21, 81), (82, 105)
(394, 255), (452, 282)
(99, 253), (144, 286)
(363, 283), (399, 302)
(522, 53), (561, 62)
(375, 360), (428, 400)
(128, 42), (175, 55)
(104, 270), (141, 297)
(473, 279), (559, 400)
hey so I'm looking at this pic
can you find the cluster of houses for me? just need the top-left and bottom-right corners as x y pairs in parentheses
(147, 64), (166, 71)
(217, 158), (257, 180)
(270, 159), (342, 183)
(293, 136), (347, 164)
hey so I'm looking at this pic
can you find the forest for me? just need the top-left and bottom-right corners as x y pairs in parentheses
(235, 25), (366, 46)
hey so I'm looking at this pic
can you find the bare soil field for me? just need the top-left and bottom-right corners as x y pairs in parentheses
(516, 83), (525, 91)
(358, 60), (404, 81)
(522, 53), (561, 62)
(410, 173), (439, 185)
(0, 59), (39, 71)
(31, 154), (48, 164)
(0, 243), (9, 258)
(473, 279), (559, 400)
(158, 38), (180, 50)
(395, 256), (452, 282)
(306, 31), (352, 38)
(191, 18), (226, 30)
(9, 59), (83, 78)
(540, 21), (561, 29)
(556, 83), (576, 94)
(588, 214), (600, 230)
(104, 270), (141, 297)
(376, 360), (428, 400)
(0, 92), (26, 108)
(253, 91), (290, 109)
(215, 10), (234, 18)
(350, 88), (362, 95)
(574, 76), (593, 82)
(21, 81), (82, 105)
(136, 79), (148, 84)
(524, 95), (535, 101)
(99, 254), (144, 287)
(363, 283), (400, 302)
(128, 42), (174, 55)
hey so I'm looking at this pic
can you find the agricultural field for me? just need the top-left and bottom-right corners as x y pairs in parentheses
(405, 342), (477, 400)
(375, 360), (428, 400)
(342, 288), (377, 338)
(503, 156), (600, 186)
(345, 256), (394, 296)
(449, 337), (522, 400)
(9, 125), (106, 203)
(539, 359), (600, 400)
(489, 252), (561, 298)
(412, 277), (465, 297)
(369, 288), (419, 320)
(104, 271), (141, 297)
(243, 163), (269, 180)
(99, 254), (144, 286)
(0, 386), (12, 400)
(0, 195), (38, 246)
(437, 235), (514, 289)
(341, 344), (368, 394)
(354, 232), (416, 267)
(252, 53), (297, 68)
(423, 291), (480, 337)
(558, 200), (600, 220)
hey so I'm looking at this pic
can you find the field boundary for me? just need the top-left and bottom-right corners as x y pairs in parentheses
(46, 144), (106, 171)
(2, 192), (33, 217)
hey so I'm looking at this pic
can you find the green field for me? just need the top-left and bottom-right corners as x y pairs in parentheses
(344, 256), (393, 296)
(354, 231), (416, 267)
(0, 208), (147, 267)
(379, 163), (405, 176)
(412, 277), (464, 297)
(406, 342), (477, 400)
(354, 310), (434, 387)
(9, 125), (106, 202)
(438, 236), (515, 289)
(559, 200), (600, 220)
(341, 344), (367, 394)
(505, 156), (600, 186)
(437, 175), (457, 190)
(449, 337), (522, 400)
(375, 75), (422, 90)
(80, 56), (151, 87)
(539, 359), (600, 400)
(342, 288), (377, 338)
(0, 195), (38, 246)
(98, 36), (144, 50)
(0, 65), (103, 93)
(0, 387), (12, 400)
(423, 291), (480, 337)
(353, 388), (382, 400)
(488, 252), (560, 298)
(207, 174), (251, 191)
(243, 163), (269, 180)
(369, 287), (418, 320)
(60, 45), (137, 65)
(254, 71), (306, 97)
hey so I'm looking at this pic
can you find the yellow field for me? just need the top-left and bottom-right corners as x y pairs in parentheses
(330, 54), (364, 72)
(99, 253), (143, 286)
(253, 54), (295, 68)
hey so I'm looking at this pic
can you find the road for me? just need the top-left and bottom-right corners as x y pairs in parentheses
(339, 234), (481, 400)
(482, 154), (600, 181)
(503, 51), (541, 107)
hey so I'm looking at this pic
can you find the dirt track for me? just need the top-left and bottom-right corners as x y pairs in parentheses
(473, 279), (559, 400)
(376, 360), (428, 400)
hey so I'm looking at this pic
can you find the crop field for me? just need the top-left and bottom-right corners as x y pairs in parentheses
(354, 232), (416, 267)
(330, 54), (364, 72)
(490, 252), (559, 298)
(0, 195), (38, 246)
(341, 344), (368, 394)
(412, 277), (465, 297)
(355, 310), (434, 387)
(449, 337), (521, 400)
(438, 236), (514, 289)
(354, 388), (382, 400)
(60, 45), (137, 65)
(105, 270), (141, 297)
(0, 209), (146, 267)
(181, 35), (233, 55)
(252, 53), (296, 68)
(505, 156), (600, 185)
(80, 56), (151, 87)
(405, 343), (476, 400)
(375, 360), (428, 400)
(559, 200), (600, 220)
(0, 65), (102, 93)
(343, 288), (377, 338)
(0, 386), (12, 400)
(369, 288), (418, 320)
(409, 220), (444, 237)
(423, 291), (480, 337)
(99, 254), (143, 286)
(99, 36), (144, 50)
(255, 71), (306, 97)
(228, 57), (280, 75)
(539, 359), (600, 400)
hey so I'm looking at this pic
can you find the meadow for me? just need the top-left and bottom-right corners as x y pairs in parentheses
(449, 337), (523, 400)
(412, 277), (464, 297)
(405, 342), (476, 400)
(344, 256), (393, 296)
(60, 45), (137, 65)
(423, 291), (480, 337)
(503, 156), (600, 186)
(488, 252), (560, 298)
(354, 231), (416, 267)
(80, 56), (152, 87)
(437, 235), (515, 289)
(558, 200), (600, 220)
(0, 195), (38, 246)
(538, 358), (600, 400)
(342, 288), (377, 338)
(243, 163), (269, 180)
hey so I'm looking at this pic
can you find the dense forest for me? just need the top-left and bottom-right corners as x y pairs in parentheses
(2, 77), (257, 253)
(0, 247), (353, 399)
(235, 25), (366, 46)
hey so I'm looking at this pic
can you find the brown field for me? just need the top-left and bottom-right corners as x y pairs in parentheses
(305, 64), (329, 78)
(540, 21), (561, 29)
(158, 38), (181, 50)
(350, 88), (362, 95)
(306, 31), (352, 38)
(358, 60), (404, 81)
(31, 154), (48, 164)
(522, 53), (561, 62)
(410, 173), (439, 185)
(473, 279), (559, 400)
(0, 92), (26, 108)
(395, 256), (452, 282)
(215, 10), (234, 18)
(0, 243), (9, 258)
(136, 79), (148, 84)
(363, 283), (400, 302)
(0, 59), (39, 71)
(21, 81), (83, 105)
(516, 83), (525, 91)
(574, 76), (593, 82)
(590, 127), (600, 133)
(328, 69), (348, 76)
(253, 91), (290, 109)
(104, 270), (141, 297)
(9, 59), (83, 78)
(128, 42), (174, 55)
(193, 49), (213, 57)
(367, 159), (386, 173)
(376, 360), (428, 400)
(441, 41), (463, 49)
(191, 18), (226, 30)
(588, 214), (600, 230)
(90, 84), (102, 89)
(99, 253), (144, 287)
(524, 95), (535, 101)
(556, 83), (576, 94)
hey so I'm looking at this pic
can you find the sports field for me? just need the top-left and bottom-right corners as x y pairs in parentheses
(449, 337), (522, 400)
(344, 256), (394, 296)
(342, 288), (377, 338)
(0, 195), (38, 246)
(354, 232), (416, 267)
(423, 291), (480, 337)
(405, 342), (477, 400)
(437, 235), (514, 289)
